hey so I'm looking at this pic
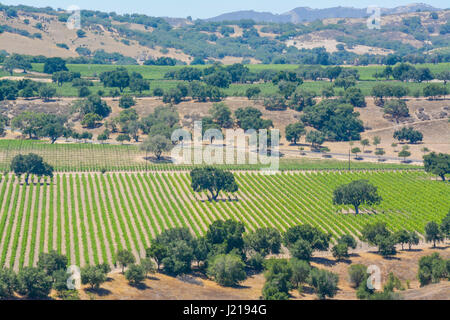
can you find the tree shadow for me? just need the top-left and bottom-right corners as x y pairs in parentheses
(310, 256), (338, 267)
(129, 282), (150, 291)
(200, 197), (239, 203)
(382, 256), (401, 261)
(176, 274), (204, 286)
(297, 285), (315, 296)
(84, 287), (111, 296)
(334, 258), (352, 264)
(403, 248), (423, 252)
(144, 156), (173, 164)
(228, 283), (251, 290)
(430, 244), (450, 250)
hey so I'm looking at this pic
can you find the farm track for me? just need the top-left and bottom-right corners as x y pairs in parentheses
(0, 170), (448, 270)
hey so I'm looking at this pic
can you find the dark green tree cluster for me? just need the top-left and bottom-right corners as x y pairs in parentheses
(11, 111), (70, 143)
(10, 153), (53, 184)
(392, 63), (434, 83)
(333, 180), (382, 215)
(43, 57), (68, 74)
(283, 225), (331, 261)
(99, 68), (148, 94)
(301, 99), (364, 141)
(0, 251), (78, 299)
(235, 107), (273, 131)
(393, 127), (423, 144)
(424, 152), (450, 181)
(51, 71), (81, 86)
(371, 83), (410, 106)
(423, 83), (448, 100)
(190, 167), (238, 201)
(417, 253), (449, 287)
(262, 257), (338, 300)
(360, 222), (399, 257)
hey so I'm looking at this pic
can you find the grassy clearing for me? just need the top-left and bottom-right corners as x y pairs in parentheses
(0, 170), (447, 269)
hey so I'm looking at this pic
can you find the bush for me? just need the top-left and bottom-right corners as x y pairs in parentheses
(348, 264), (368, 288)
(125, 264), (146, 285)
(119, 95), (136, 109)
(78, 86), (91, 97)
(207, 254), (247, 286)
(308, 268), (339, 300)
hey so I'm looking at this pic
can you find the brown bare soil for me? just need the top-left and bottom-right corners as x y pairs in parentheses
(75, 246), (449, 300)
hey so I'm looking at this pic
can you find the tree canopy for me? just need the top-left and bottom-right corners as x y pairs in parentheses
(424, 152), (450, 181)
(10, 153), (53, 184)
(333, 180), (382, 214)
(190, 167), (238, 201)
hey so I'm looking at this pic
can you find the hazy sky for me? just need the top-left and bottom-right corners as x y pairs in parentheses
(1, 0), (448, 19)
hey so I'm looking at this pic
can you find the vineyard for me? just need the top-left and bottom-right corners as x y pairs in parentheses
(0, 170), (447, 270)
(0, 140), (418, 172)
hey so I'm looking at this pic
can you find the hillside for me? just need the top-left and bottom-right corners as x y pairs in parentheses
(0, 4), (449, 65)
(206, 3), (441, 23)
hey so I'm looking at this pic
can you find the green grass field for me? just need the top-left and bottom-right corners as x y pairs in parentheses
(29, 62), (450, 81)
(0, 170), (447, 269)
(24, 62), (450, 98)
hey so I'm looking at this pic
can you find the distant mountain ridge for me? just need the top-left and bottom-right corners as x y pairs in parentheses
(205, 3), (441, 23)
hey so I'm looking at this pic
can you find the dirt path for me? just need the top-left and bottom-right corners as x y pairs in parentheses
(364, 118), (449, 134)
